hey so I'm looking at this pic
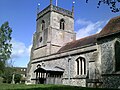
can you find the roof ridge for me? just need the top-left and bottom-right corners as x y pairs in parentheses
(98, 15), (120, 38)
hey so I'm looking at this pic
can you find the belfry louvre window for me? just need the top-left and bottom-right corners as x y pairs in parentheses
(76, 57), (86, 75)
(42, 20), (45, 30)
(60, 19), (65, 30)
(115, 41), (120, 72)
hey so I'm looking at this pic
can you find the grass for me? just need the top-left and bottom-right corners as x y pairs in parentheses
(0, 83), (119, 90)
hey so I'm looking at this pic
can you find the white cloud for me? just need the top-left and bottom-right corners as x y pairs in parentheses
(96, 27), (102, 33)
(75, 19), (106, 39)
(9, 39), (32, 67)
(76, 19), (92, 25)
(11, 40), (31, 59)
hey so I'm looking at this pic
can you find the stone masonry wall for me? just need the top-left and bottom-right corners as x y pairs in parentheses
(50, 28), (76, 47)
(51, 12), (74, 32)
(30, 45), (99, 86)
(99, 35), (120, 74)
(63, 78), (86, 87)
(37, 13), (50, 32)
(99, 38), (114, 74)
(98, 34), (120, 88)
(102, 75), (120, 88)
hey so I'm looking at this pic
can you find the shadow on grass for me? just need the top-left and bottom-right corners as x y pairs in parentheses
(1, 84), (119, 90)
(12, 85), (119, 90)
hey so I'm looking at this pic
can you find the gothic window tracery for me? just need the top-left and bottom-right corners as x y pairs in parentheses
(60, 19), (65, 30)
(115, 41), (120, 72)
(76, 57), (86, 75)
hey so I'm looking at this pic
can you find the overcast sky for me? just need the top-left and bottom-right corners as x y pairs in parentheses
(0, 0), (120, 67)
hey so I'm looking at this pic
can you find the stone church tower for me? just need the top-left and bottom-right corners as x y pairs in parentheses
(32, 1), (76, 59)
(27, 0), (76, 84)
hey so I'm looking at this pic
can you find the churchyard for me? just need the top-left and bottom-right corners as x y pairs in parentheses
(0, 84), (119, 90)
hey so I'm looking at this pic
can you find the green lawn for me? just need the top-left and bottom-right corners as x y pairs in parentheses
(0, 84), (118, 90)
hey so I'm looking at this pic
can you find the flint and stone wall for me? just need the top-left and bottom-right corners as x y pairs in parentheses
(29, 45), (100, 87)
(102, 74), (120, 88)
(98, 34), (120, 88)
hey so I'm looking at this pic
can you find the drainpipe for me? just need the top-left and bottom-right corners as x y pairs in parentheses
(68, 55), (71, 85)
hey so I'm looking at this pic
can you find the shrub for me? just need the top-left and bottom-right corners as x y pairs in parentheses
(0, 77), (3, 83)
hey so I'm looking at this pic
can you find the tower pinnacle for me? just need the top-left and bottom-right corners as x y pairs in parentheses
(50, 0), (52, 5)
(72, 1), (75, 17)
(37, 3), (40, 14)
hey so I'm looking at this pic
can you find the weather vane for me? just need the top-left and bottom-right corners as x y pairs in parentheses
(72, 1), (75, 9)
(73, 1), (75, 5)
(72, 1), (75, 16)
(37, 3), (40, 14)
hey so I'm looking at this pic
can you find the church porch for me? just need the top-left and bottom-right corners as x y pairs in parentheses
(33, 65), (64, 84)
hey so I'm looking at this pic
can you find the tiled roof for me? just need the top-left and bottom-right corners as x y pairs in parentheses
(58, 34), (98, 53)
(98, 16), (120, 38)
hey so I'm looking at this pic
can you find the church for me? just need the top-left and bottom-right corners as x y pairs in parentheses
(26, 0), (120, 88)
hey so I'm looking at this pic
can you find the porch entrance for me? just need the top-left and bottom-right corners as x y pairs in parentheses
(34, 66), (64, 84)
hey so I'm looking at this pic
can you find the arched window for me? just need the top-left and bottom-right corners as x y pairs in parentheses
(37, 64), (41, 68)
(41, 20), (45, 30)
(115, 41), (120, 71)
(60, 19), (65, 30)
(76, 57), (86, 75)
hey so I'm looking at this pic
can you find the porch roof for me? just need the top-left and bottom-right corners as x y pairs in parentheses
(34, 66), (64, 73)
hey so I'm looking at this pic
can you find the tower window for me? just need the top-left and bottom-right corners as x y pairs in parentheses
(76, 57), (86, 75)
(115, 41), (120, 72)
(60, 19), (65, 30)
(42, 20), (45, 30)
(40, 37), (42, 43)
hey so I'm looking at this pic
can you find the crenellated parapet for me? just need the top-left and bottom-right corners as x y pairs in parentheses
(37, 5), (73, 20)
(52, 5), (72, 17)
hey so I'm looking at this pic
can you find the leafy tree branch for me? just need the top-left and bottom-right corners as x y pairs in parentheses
(86, 0), (120, 12)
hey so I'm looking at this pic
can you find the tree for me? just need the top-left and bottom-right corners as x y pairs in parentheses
(86, 0), (120, 12)
(0, 22), (12, 75)
(14, 74), (22, 84)
(2, 67), (14, 83)
(2, 67), (22, 84)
